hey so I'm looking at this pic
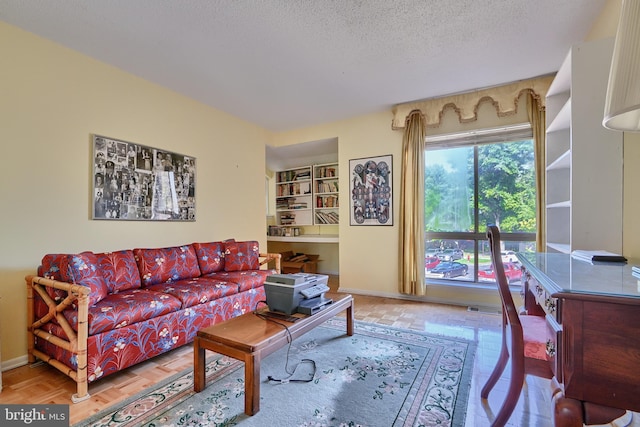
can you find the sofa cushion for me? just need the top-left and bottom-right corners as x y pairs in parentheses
(134, 245), (201, 286)
(39, 254), (67, 280)
(206, 269), (273, 292)
(146, 277), (238, 308)
(61, 252), (109, 306)
(192, 241), (225, 274)
(95, 250), (141, 293)
(64, 289), (184, 335)
(224, 240), (260, 272)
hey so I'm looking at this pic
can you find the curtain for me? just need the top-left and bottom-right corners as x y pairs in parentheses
(527, 92), (546, 251)
(399, 110), (426, 295)
(391, 76), (553, 129)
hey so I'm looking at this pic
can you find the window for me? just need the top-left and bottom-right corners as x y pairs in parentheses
(424, 125), (537, 285)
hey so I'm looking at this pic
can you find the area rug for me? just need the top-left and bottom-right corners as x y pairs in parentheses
(74, 318), (476, 427)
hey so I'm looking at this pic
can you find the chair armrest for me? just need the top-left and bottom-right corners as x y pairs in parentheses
(25, 274), (91, 401)
(259, 252), (281, 273)
(26, 275), (90, 345)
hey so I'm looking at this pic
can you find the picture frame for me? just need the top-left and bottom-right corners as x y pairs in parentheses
(349, 154), (392, 226)
(92, 134), (196, 221)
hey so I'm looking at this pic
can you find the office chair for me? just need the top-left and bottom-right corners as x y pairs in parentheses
(481, 225), (553, 426)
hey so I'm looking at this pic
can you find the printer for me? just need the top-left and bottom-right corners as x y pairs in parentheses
(264, 273), (331, 315)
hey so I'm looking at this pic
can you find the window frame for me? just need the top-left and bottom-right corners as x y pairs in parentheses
(425, 124), (537, 285)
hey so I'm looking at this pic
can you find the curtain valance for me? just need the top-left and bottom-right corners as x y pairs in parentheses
(391, 76), (554, 130)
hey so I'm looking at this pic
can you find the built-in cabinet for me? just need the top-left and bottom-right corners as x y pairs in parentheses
(545, 37), (623, 254)
(275, 163), (339, 228)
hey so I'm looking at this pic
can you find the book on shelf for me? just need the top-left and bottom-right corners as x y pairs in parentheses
(316, 181), (338, 193)
(571, 250), (627, 264)
(279, 213), (296, 225)
(277, 169), (310, 183)
(315, 166), (336, 178)
(288, 202), (308, 209)
(277, 181), (311, 197)
(316, 195), (338, 208)
(315, 211), (339, 224)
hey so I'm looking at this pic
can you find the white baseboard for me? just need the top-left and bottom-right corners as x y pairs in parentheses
(2, 355), (28, 372)
(319, 270), (339, 276)
(337, 286), (501, 311)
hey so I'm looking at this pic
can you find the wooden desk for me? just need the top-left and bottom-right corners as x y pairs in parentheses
(518, 253), (640, 426)
(194, 293), (353, 416)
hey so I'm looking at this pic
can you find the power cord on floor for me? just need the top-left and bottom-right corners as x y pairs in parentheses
(253, 301), (316, 383)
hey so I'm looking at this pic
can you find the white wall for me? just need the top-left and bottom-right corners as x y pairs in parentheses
(0, 22), (271, 364)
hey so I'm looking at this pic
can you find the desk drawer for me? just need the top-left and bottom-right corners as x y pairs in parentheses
(546, 314), (562, 382)
(524, 271), (560, 321)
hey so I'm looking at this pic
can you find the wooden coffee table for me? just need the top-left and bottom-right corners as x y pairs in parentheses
(194, 292), (353, 415)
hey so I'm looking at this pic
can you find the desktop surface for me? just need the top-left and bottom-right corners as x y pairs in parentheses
(518, 252), (640, 299)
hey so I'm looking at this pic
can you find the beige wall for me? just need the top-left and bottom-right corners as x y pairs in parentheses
(272, 111), (403, 295)
(271, 97), (530, 306)
(623, 133), (640, 258)
(0, 22), (271, 364)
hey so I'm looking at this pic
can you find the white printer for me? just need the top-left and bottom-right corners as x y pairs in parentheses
(264, 273), (330, 315)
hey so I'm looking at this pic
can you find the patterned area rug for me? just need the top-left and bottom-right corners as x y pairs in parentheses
(74, 318), (476, 427)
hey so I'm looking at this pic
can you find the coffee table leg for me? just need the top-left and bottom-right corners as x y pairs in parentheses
(346, 300), (354, 336)
(244, 351), (261, 415)
(194, 337), (205, 392)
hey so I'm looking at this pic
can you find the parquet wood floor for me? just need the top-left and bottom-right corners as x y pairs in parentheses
(0, 276), (632, 426)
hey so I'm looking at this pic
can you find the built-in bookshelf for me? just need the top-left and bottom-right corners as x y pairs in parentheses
(544, 37), (622, 254)
(275, 166), (313, 227)
(313, 162), (339, 225)
(273, 163), (339, 229)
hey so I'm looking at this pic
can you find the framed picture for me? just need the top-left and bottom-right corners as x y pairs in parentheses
(349, 154), (392, 225)
(92, 135), (196, 221)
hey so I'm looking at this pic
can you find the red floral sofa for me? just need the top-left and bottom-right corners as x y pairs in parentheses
(25, 240), (280, 402)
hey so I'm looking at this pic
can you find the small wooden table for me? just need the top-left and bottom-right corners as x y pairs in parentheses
(194, 292), (354, 415)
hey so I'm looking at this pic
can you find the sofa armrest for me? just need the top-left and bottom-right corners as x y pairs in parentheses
(26, 274), (91, 402)
(259, 252), (281, 273)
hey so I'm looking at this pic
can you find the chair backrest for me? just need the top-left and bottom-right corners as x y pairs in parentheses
(486, 225), (522, 334)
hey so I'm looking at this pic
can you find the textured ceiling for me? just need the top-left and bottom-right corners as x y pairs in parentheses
(0, 0), (606, 132)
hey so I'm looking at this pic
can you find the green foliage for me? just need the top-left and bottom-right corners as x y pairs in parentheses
(425, 140), (536, 233)
(478, 140), (536, 232)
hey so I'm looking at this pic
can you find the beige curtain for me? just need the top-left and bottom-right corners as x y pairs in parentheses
(527, 92), (546, 251)
(399, 110), (426, 295)
(391, 76), (553, 129)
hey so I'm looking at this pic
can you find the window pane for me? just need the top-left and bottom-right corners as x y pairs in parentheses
(425, 136), (537, 287)
(477, 140), (536, 233)
(425, 147), (474, 232)
(477, 239), (536, 285)
(425, 239), (474, 282)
